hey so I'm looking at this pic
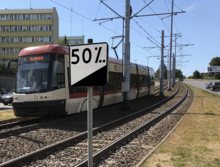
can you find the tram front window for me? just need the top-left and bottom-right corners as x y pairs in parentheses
(16, 54), (50, 93)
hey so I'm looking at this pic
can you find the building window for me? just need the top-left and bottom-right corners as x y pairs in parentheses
(13, 14), (17, 20)
(10, 48), (14, 53)
(44, 37), (49, 42)
(31, 26), (35, 31)
(45, 14), (52, 19)
(49, 25), (52, 31)
(35, 37), (38, 42)
(45, 26), (49, 31)
(39, 37), (43, 42)
(32, 37), (34, 42)
(27, 37), (32, 42)
(26, 14), (30, 20)
(19, 37), (22, 42)
(22, 37), (26, 42)
(39, 26), (43, 31)
(18, 14), (23, 20)
(18, 26), (22, 31)
(23, 14), (25, 20)
(30, 14), (34, 20)
(1, 26), (5, 31)
(5, 37), (9, 43)
(5, 26), (9, 31)
(14, 37), (18, 42)
(27, 26), (31, 31)
(10, 37), (14, 42)
(9, 15), (13, 20)
(40, 14), (43, 19)
(22, 26), (26, 31)
(1, 37), (5, 42)
(15, 26), (17, 31)
(49, 37), (52, 42)
(1, 15), (6, 20)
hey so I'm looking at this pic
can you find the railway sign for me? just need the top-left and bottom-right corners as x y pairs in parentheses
(70, 42), (108, 86)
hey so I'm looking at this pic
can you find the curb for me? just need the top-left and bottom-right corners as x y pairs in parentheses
(135, 84), (195, 167)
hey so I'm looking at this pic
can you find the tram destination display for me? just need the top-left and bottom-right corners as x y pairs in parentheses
(69, 42), (108, 86)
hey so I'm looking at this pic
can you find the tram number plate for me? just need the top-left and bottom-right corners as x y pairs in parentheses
(69, 42), (109, 87)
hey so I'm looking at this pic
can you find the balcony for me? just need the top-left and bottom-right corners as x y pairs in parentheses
(0, 31), (53, 37)
(0, 20), (53, 26)
(0, 42), (53, 48)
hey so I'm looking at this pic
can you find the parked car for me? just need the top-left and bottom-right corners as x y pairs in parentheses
(210, 82), (220, 91)
(206, 82), (213, 89)
(0, 88), (7, 95)
(1, 90), (15, 105)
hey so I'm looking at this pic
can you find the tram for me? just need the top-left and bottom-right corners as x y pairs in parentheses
(7, 45), (155, 117)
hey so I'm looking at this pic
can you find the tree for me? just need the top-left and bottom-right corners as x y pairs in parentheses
(175, 69), (183, 78)
(0, 63), (10, 74)
(57, 35), (69, 46)
(193, 70), (201, 79)
(209, 57), (220, 66)
(154, 64), (168, 79)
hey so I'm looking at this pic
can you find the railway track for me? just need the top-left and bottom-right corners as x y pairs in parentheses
(0, 83), (167, 136)
(0, 82), (182, 167)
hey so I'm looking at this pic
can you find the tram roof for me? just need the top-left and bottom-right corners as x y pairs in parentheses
(19, 45), (153, 71)
(18, 45), (69, 57)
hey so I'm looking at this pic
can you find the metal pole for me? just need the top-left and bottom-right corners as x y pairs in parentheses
(174, 34), (176, 81)
(160, 30), (164, 96)
(87, 39), (93, 167)
(168, 0), (174, 91)
(172, 53), (175, 86)
(122, 0), (130, 110)
(122, 18), (124, 59)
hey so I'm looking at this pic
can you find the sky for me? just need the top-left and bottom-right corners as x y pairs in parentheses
(1, 0), (220, 77)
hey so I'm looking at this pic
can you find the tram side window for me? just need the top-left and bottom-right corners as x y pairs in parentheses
(150, 71), (155, 86)
(130, 74), (137, 88)
(139, 75), (147, 87)
(105, 72), (122, 90)
(51, 54), (65, 90)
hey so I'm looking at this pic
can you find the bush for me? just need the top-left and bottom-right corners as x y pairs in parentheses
(187, 76), (193, 79)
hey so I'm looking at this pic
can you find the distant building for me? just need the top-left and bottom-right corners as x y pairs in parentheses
(59, 35), (84, 45)
(0, 8), (59, 66)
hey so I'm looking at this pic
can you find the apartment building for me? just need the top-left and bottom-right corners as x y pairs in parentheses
(0, 8), (59, 66)
(59, 35), (84, 45)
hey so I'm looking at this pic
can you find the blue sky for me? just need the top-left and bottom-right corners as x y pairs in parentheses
(2, 0), (220, 77)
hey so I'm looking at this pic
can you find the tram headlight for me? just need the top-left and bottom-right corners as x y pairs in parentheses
(36, 96), (40, 99)
(18, 97), (21, 100)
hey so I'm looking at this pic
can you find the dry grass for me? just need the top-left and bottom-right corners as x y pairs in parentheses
(0, 110), (17, 121)
(141, 84), (220, 167)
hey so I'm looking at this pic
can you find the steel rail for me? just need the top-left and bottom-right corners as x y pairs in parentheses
(0, 83), (167, 138)
(0, 83), (177, 167)
(75, 83), (187, 167)
(0, 118), (44, 130)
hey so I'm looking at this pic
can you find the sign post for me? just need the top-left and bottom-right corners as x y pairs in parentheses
(70, 40), (108, 167)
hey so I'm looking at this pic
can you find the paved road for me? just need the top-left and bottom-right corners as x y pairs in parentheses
(0, 102), (13, 111)
(184, 81), (220, 95)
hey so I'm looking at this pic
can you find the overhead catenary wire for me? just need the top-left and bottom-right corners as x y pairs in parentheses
(132, 19), (161, 46)
(138, 17), (160, 33)
(50, 0), (120, 35)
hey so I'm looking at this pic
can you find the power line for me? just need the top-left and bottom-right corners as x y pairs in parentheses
(138, 17), (160, 33)
(132, 19), (161, 46)
(50, 0), (120, 35)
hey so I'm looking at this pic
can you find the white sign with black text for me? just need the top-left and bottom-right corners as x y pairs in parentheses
(69, 42), (108, 86)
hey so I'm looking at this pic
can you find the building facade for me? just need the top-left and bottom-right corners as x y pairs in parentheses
(0, 8), (59, 66)
(59, 35), (84, 45)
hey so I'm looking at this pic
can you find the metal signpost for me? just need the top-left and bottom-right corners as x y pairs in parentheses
(70, 40), (108, 167)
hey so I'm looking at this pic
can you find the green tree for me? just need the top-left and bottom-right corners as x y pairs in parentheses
(57, 35), (69, 46)
(209, 57), (220, 66)
(0, 63), (9, 74)
(175, 69), (183, 78)
(154, 64), (168, 79)
(193, 70), (201, 79)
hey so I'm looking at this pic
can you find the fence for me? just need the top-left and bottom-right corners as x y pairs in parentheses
(0, 75), (16, 92)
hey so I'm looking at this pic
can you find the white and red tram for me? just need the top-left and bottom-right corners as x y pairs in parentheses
(11, 45), (155, 117)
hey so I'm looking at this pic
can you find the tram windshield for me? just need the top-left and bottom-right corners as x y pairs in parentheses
(16, 54), (65, 94)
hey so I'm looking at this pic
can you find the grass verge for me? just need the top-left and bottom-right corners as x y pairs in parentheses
(0, 110), (17, 121)
(140, 84), (220, 167)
